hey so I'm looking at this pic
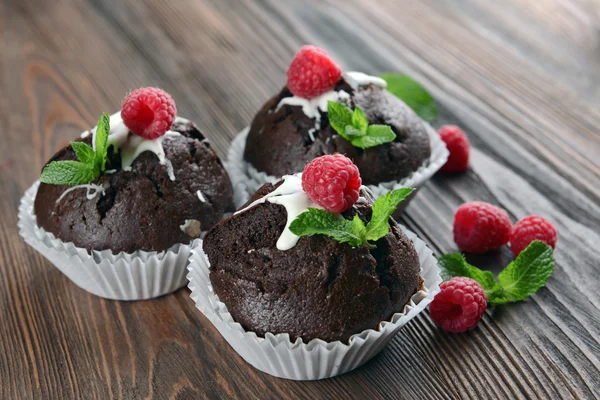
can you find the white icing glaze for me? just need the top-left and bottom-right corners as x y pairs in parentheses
(276, 90), (351, 135)
(196, 190), (206, 203)
(344, 71), (387, 89)
(234, 173), (322, 251)
(55, 183), (106, 204)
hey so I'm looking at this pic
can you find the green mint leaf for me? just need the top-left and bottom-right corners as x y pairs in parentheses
(70, 141), (95, 165)
(486, 285), (510, 305)
(351, 215), (368, 245)
(327, 101), (353, 136)
(365, 188), (414, 241)
(351, 106), (369, 133)
(94, 112), (110, 171)
(40, 161), (97, 185)
(437, 253), (497, 291)
(345, 126), (366, 138)
(289, 208), (365, 247)
(495, 241), (554, 303)
(350, 125), (396, 149)
(379, 73), (439, 122)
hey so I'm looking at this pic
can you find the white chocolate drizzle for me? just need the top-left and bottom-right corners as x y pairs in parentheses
(276, 90), (351, 137)
(196, 190), (206, 203)
(55, 183), (107, 204)
(234, 173), (322, 251)
(344, 71), (387, 89)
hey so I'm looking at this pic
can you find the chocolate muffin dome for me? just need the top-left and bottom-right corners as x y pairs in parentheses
(203, 181), (421, 343)
(243, 73), (431, 185)
(35, 117), (234, 253)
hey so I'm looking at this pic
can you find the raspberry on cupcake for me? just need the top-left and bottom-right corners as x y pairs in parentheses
(203, 155), (423, 342)
(241, 45), (433, 190)
(22, 87), (234, 299)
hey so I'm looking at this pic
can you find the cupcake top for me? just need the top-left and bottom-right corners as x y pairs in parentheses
(35, 88), (234, 253)
(204, 155), (421, 342)
(243, 46), (431, 185)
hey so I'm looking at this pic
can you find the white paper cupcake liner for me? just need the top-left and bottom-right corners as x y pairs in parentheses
(187, 227), (442, 380)
(18, 181), (199, 301)
(226, 122), (448, 205)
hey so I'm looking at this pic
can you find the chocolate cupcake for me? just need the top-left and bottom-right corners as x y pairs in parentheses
(227, 46), (448, 212)
(35, 115), (233, 253)
(204, 155), (421, 342)
(188, 155), (441, 380)
(243, 73), (431, 186)
(19, 87), (234, 300)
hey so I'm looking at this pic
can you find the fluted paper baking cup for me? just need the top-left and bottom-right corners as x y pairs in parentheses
(226, 122), (448, 204)
(18, 181), (198, 300)
(187, 228), (442, 380)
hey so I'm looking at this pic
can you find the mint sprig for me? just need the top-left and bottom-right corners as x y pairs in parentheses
(40, 113), (111, 186)
(379, 73), (438, 122)
(438, 241), (554, 306)
(289, 188), (414, 248)
(327, 101), (396, 149)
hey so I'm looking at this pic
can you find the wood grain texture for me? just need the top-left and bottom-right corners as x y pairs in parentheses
(1, 0), (599, 399)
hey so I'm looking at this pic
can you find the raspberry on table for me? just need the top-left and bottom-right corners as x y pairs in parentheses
(429, 277), (487, 333)
(121, 87), (177, 140)
(438, 125), (470, 172)
(454, 201), (512, 253)
(302, 154), (361, 213)
(510, 215), (557, 257)
(287, 45), (342, 99)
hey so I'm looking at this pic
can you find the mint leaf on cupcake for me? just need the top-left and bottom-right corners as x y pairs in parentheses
(366, 188), (414, 241)
(327, 101), (396, 149)
(40, 161), (97, 185)
(379, 73), (439, 122)
(327, 101), (353, 134)
(438, 241), (554, 306)
(351, 106), (369, 133)
(94, 112), (110, 171)
(40, 113), (111, 185)
(289, 208), (365, 247)
(351, 125), (396, 149)
(70, 142), (95, 165)
(290, 188), (414, 248)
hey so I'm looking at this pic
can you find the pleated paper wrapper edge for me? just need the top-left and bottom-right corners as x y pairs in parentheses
(18, 180), (199, 300)
(186, 228), (442, 380)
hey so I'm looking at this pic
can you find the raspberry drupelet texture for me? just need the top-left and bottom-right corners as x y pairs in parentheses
(121, 87), (177, 140)
(430, 277), (487, 333)
(302, 154), (361, 213)
(438, 125), (470, 172)
(286, 45), (342, 99)
(454, 201), (512, 253)
(511, 215), (557, 257)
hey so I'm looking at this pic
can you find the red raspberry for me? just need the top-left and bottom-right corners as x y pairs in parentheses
(287, 45), (342, 99)
(438, 125), (470, 172)
(510, 215), (557, 257)
(302, 154), (361, 213)
(121, 87), (177, 140)
(430, 277), (487, 333)
(454, 201), (512, 253)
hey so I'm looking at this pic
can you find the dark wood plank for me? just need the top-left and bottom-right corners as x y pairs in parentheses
(1, 0), (599, 399)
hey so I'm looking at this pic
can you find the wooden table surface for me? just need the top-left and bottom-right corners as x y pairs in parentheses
(2, 0), (600, 399)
